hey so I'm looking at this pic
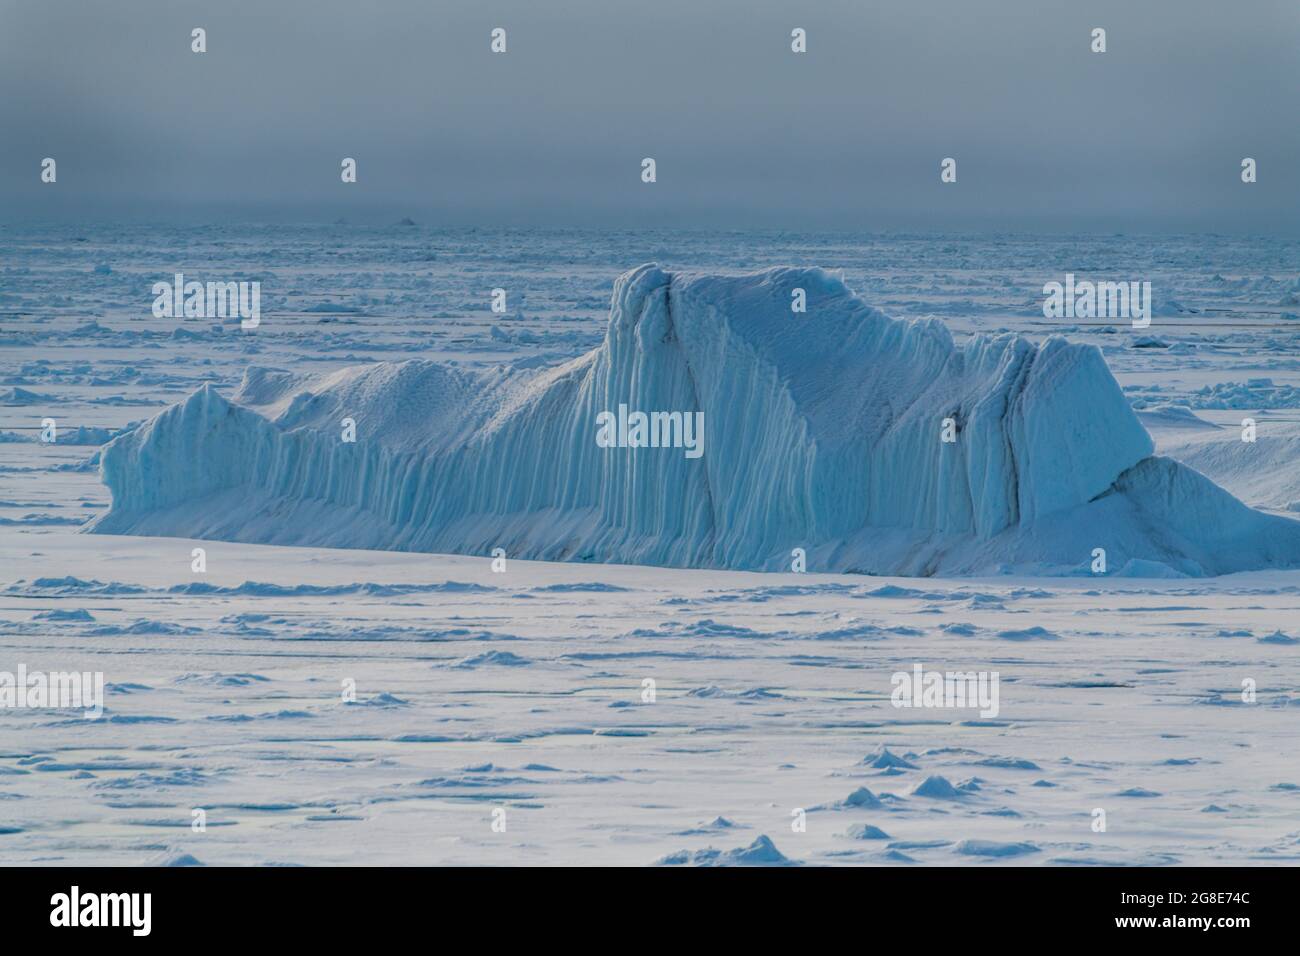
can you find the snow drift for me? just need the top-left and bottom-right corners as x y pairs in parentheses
(91, 265), (1300, 576)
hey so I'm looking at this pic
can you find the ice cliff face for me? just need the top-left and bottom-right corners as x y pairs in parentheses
(91, 265), (1300, 576)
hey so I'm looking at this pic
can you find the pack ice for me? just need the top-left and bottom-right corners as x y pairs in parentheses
(91, 265), (1300, 576)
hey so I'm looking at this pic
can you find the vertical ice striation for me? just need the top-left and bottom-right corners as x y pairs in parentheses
(91, 264), (1300, 576)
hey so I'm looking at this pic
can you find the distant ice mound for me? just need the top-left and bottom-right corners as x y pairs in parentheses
(90, 265), (1300, 576)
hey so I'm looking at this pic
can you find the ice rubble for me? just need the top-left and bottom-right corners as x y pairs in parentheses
(91, 265), (1300, 576)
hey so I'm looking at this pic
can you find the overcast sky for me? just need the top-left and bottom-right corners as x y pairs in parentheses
(2, 0), (1297, 232)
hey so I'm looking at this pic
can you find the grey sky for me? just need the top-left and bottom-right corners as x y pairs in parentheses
(2, 0), (1298, 232)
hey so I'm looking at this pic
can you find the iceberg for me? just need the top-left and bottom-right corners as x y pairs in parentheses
(90, 264), (1300, 576)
